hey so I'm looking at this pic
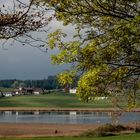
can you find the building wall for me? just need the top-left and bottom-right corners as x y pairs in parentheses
(69, 89), (77, 94)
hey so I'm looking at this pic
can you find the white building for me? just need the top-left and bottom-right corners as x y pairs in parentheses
(69, 88), (77, 94)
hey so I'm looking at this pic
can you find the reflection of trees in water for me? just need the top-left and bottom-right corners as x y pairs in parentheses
(109, 96), (125, 125)
(109, 111), (122, 125)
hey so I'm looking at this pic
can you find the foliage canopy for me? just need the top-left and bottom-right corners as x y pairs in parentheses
(47, 1), (139, 107)
(0, 0), (50, 48)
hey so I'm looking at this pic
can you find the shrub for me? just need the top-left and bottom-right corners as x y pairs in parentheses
(115, 124), (126, 132)
(81, 124), (129, 137)
(135, 128), (140, 133)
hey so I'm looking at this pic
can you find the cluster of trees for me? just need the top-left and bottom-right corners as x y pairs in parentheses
(0, 76), (59, 90)
(0, 0), (139, 108)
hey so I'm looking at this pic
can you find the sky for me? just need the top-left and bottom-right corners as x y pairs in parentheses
(0, 0), (75, 80)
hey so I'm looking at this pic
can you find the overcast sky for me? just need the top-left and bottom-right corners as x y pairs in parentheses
(0, 0), (75, 80)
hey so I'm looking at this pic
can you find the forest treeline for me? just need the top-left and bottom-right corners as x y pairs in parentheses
(0, 76), (59, 89)
(0, 75), (78, 90)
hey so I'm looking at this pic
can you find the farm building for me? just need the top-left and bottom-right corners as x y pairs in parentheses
(69, 88), (77, 94)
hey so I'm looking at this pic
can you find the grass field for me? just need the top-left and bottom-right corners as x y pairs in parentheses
(0, 92), (112, 108)
(0, 134), (140, 140)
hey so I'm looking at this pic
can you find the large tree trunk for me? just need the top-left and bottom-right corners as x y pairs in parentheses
(64, 84), (69, 93)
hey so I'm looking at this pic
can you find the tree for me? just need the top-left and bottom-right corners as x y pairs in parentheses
(19, 82), (26, 88)
(11, 81), (20, 88)
(47, 0), (140, 108)
(57, 70), (75, 92)
(0, 0), (50, 48)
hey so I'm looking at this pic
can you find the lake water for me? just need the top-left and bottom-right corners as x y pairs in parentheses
(0, 111), (139, 124)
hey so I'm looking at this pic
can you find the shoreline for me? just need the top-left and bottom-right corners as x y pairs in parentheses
(0, 107), (139, 137)
(0, 123), (101, 137)
(0, 107), (139, 112)
(0, 122), (139, 138)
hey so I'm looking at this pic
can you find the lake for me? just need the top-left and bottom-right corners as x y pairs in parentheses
(0, 111), (139, 124)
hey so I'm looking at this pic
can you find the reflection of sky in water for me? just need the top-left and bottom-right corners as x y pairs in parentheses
(0, 111), (139, 124)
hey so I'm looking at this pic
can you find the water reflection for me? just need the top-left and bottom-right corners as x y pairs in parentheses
(0, 111), (139, 124)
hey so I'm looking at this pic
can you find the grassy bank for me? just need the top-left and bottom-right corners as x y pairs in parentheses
(0, 92), (111, 108)
(0, 134), (140, 140)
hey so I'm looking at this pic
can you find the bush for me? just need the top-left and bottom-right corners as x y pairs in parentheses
(95, 124), (126, 132)
(81, 124), (128, 137)
(135, 128), (140, 133)
(81, 129), (107, 137)
(115, 124), (126, 132)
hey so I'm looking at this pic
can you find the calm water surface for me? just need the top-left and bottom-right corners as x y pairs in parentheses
(0, 111), (139, 124)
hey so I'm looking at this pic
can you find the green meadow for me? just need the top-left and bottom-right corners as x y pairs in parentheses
(0, 134), (140, 140)
(0, 92), (112, 108)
